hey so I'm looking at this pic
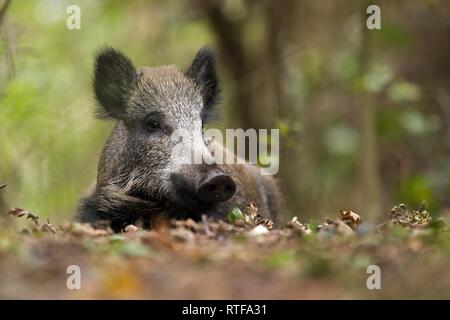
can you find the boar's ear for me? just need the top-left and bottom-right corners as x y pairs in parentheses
(185, 47), (220, 121)
(93, 48), (136, 119)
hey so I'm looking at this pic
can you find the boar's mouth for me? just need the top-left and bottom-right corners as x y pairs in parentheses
(128, 187), (213, 221)
(163, 199), (215, 221)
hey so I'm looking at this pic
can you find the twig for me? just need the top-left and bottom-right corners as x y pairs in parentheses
(0, 183), (7, 190)
(202, 214), (214, 236)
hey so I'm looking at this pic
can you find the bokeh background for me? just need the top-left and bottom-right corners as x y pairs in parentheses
(1, 0), (449, 223)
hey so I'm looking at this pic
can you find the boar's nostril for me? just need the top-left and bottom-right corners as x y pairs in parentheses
(197, 174), (236, 204)
(225, 184), (235, 195)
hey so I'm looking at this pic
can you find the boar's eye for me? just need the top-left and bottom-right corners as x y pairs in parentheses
(145, 119), (161, 133)
(144, 111), (165, 134)
(146, 120), (161, 132)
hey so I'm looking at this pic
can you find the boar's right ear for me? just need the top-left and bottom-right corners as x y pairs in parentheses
(93, 48), (136, 119)
(185, 47), (220, 121)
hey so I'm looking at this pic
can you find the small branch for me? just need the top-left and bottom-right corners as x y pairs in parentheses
(0, 184), (7, 190)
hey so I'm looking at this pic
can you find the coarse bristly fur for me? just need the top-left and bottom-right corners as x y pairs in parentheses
(77, 47), (283, 232)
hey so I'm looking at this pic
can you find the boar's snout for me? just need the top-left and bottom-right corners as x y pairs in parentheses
(169, 166), (236, 211)
(197, 173), (236, 204)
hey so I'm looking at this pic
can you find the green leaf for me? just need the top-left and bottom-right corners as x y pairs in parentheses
(399, 110), (429, 135)
(228, 208), (244, 224)
(388, 81), (421, 102)
(363, 64), (394, 93)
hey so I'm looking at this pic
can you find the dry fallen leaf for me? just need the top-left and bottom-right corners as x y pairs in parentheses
(8, 208), (27, 218)
(318, 218), (354, 237)
(26, 212), (40, 225)
(335, 219), (355, 236)
(340, 210), (362, 230)
(287, 216), (311, 235)
(243, 201), (274, 230)
(244, 201), (259, 225)
(170, 227), (195, 242)
(387, 204), (434, 229)
(123, 224), (139, 233)
(261, 218), (274, 230)
(183, 218), (201, 232)
(41, 218), (57, 234)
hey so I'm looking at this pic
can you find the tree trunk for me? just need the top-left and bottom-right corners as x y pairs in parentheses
(357, 1), (382, 220)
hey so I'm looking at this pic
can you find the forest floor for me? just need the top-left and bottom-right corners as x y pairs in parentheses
(0, 203), (449, 299)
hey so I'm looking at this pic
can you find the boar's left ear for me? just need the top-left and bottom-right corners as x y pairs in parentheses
(185, 47), (220, 120)
(93, 47), (136, 119)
